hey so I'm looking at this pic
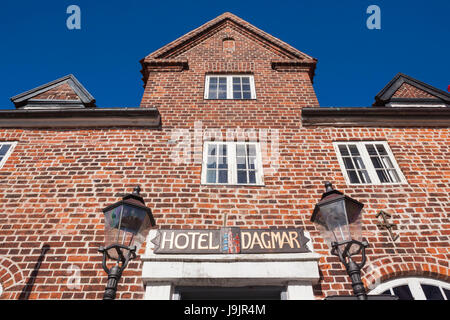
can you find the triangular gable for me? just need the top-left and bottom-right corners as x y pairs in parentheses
(374, 73), (450, 107)
(140, 12), (317, 83)
(145, 12), (315, 61)
(11, 74), (96, 109)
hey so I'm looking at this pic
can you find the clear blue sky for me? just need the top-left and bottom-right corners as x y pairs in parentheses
(0, 0), (448, 109)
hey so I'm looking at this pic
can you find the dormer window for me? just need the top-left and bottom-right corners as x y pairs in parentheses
(204, 75), (256, 100)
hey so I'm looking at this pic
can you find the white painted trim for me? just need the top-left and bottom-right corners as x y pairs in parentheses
(0, 142), (18, 169)
(0, 283), (3, 297)
(333, 141), (407, 186)
(142, 230), (321, 300)
(369, 277), (450, 300)
(144, 282), (173, 300)
(286, 281), (315, 300)
(204, 76), (209, 99)
(204, 75), (256, 100)
(387, 102), (447, 108)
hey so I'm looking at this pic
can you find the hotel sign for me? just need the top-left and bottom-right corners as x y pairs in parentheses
(151, 227), (310, 254)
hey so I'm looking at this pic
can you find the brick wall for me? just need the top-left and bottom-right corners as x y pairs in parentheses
(392, 82), (436, 99)
(31, 82), (80, 101)
(0, 17), (448, 300)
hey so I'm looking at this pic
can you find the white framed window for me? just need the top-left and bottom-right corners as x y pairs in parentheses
(204, 75), (256, 100)
(333, 141), (407, 185)
(201, 141), (264, 186)
(0, 142), (17, 169)
(369, 277), (450, 300)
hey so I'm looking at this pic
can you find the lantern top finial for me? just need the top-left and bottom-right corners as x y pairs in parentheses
(133, 186), (141, 195)
(324, 181), (333, 192)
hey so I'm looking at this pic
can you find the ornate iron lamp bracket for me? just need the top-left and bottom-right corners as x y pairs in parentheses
(98, 244), (137, 300)
(331, 239), (369, 300)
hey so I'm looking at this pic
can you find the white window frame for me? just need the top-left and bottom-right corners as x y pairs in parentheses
(0, 142), (17, 169)
(201, 141), (264, 186)
(333, 141), (407, 186)
(369, 277), (450, 300)
(204, 75), (256, 100)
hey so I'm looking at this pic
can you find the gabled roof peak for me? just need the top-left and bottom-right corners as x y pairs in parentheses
(143, 12), (316, 61)
(374, 73), (450, 107)
(140, 12), (317, 85)
(10, 74), (96, 109)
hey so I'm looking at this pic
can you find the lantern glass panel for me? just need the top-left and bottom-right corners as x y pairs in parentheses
(103, 203), (152, 252)
(316, 199), (352, 245)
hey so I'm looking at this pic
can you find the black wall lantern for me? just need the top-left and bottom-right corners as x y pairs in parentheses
(99, 186), (155, 300)
(311, 182), (369, 300)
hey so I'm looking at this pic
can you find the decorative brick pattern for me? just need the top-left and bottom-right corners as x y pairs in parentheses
(30, 82), (80, 101)
(392, 82), (436, 99)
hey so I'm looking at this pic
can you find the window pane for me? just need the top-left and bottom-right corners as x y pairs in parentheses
(348, 171), (360, 184)
(338, 145), (349, 156)
(248, 157), (256, 170)
(242, 91), (251, 99)
(242, 84), (251, 91)
(381, 156), (394, 169)
(236, 145), (246, 156)
(206, 170), (216, 183)
(219, 145), (227, 156)
(237, 156), (246, 169)
(207, 157), (217, 168)
(353, 157), (366, 169)
(237, 170), (247, 184)
(208, 87), (217, 99)
(421, 284), (444, 300)
(247, 145), (256, 156)
(208, 145), (217, 155)
(233, 84), (241, 91)
(218, 170), (228, 183)
(387, 170), (400, 183)
(358, 171), (371, 184)
(348, 145), (360, 156)
(219, 77), (227, 84)
(382, 289), (392, 295)
(209, 77), (217, 84)
(376, 170), (390, 183)
(0, 145), (10, 156)
(242, 77), (250, 84)
(376, 144), (388, 155)
(248, 171), (256, 184)
(218, 86), (227, 99)
(370, 157), (383, 169)
(443, 288), (450, 300)
(343, 157), (354, 169)
(233, 91), (242, 99)
(218, 156), (227, 169)
(233, 77), (241, 84)
(366, 144), (377, 156)
(392, 285), (414, 300)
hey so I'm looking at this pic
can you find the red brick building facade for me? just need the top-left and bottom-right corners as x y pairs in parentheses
(0, 12), (449, 300)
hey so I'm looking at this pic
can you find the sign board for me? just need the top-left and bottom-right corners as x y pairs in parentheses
(151, 227), (310, 254)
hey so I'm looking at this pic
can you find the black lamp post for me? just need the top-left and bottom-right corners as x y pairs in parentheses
(311, 182), (369, 300)
(99, 186), (155, 300)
